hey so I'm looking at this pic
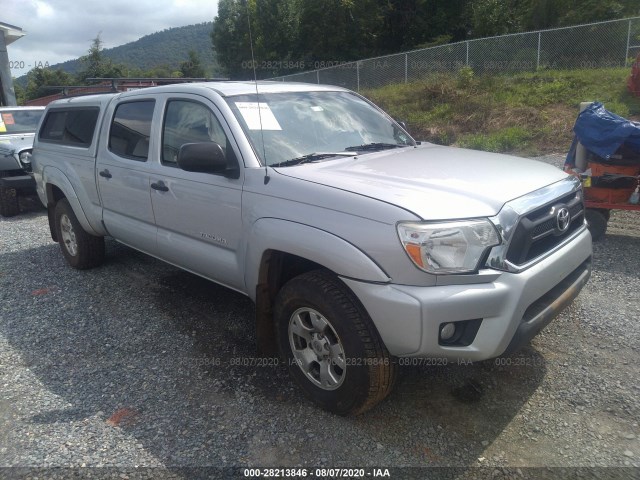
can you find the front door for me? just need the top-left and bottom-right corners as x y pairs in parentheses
(150, 97), (245, 292)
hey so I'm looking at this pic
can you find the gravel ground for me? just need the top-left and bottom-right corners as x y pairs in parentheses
(1, 157), (639, 479)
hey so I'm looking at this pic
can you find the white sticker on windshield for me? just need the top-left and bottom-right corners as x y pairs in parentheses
(235, 102), (282, 131)
(311, 106), (324, 112)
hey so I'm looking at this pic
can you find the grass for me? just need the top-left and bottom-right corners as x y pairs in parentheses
(364, 67), (640, 156)
(457, 127), (534, 152)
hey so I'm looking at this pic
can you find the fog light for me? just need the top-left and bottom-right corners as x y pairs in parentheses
(440, 322), (456, 341)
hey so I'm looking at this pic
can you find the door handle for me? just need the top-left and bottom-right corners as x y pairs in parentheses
(99, 169), (112, 179)
(151, 181), (169, 192)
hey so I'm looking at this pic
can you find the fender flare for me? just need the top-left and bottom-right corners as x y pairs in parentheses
(43, 166), (102, 236)
(244, 218), (390, 300)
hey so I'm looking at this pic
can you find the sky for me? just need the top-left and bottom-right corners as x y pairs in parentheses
(3, 0), (219, 77)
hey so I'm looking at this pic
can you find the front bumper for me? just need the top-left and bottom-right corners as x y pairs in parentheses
(341, 227), (592, 360)
(0, 174), (36, 191)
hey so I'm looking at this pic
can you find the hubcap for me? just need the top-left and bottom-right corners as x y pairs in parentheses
(288, 307), (346, 391)
(60, 214), (78, 256)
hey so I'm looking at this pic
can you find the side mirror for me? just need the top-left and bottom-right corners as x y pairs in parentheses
(397, 121), (408, 131)
(177, 142), (230, 175)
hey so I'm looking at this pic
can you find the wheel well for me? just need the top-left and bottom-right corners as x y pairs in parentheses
(46, 184), (66, 242)
(585, 208), (608, 242)
(255, 250), (324, 356)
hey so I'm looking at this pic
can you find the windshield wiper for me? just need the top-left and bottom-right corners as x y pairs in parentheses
(343, 142), (408, 152)
(272, 152), (353, 167)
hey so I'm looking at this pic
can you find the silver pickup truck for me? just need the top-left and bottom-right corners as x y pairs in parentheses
(32, 82), (592, 414)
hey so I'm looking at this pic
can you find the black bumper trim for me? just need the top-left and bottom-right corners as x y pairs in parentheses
(503, 257), (592, 355)
(0, 174), (36, 190)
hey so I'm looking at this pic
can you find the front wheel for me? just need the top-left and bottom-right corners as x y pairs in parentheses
(54, 199), (105, 269)
(274, 270), (396, 415)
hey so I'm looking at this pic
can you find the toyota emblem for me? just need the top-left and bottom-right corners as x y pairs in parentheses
(556, 207), (570, 232)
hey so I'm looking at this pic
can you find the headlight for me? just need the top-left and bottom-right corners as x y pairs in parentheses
(18, 151), (33, 172)
(19, 151), (32, 165)
(397, 219), (500, 274)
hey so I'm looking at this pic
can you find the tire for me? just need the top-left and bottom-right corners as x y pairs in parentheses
(54, 198), (105, 269)
(274, 269), (396, 415)
(0, 186), (20, 217)
(585, 208), (608, 242)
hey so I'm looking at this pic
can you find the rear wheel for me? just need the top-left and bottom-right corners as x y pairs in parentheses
(0, 186), (20, 217)
(54, 199), (105, 269)
(585, 208), (608, 242)
(274, 270), (396, 415)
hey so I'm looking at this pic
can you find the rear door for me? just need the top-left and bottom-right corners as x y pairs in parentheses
(149, 95), (245, 292)
(96, 99), (158, 251)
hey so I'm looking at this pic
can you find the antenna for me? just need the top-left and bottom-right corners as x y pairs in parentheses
(245, 2), (270, 184)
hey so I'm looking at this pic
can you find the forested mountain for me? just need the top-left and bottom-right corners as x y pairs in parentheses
(24, 23), (219, 79)
(212, 0), (640, 79)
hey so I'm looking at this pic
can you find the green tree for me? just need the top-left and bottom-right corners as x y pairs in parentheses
(211, 0), (639, 79)
(469, 0), (639, 37)
(180, 50), (206, 77)
(14, 81), (26, 105)
(254, 0), (301, 76)
(522, 0), (566, 30)
(296, 0), (382, 62)
(212, 0), (312, 79)
(23, 67), (74, 101)
(378, 0), (470, 52)
(558, 0), (638, 25)
(76, 33), (126, 82)
(212, 0), (254, 79)
(469, 0), (525, 37)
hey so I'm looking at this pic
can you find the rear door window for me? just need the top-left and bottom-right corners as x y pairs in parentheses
(109, 101), (155, 161)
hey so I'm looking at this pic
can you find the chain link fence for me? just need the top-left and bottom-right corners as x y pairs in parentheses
(272, 16), (640, 91)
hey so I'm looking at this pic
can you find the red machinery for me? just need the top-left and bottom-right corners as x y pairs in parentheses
(578, 160), (639, 241)
(565, 103), (640, 241)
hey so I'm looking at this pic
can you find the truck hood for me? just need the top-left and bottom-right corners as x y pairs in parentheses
(0, 133), (36, 154)
(274, 143), (569, 220)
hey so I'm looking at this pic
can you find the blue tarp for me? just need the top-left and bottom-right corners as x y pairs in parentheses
(565, 102), (640, 167)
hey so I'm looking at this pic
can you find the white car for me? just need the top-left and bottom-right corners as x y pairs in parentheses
(0, 106), (45, 216)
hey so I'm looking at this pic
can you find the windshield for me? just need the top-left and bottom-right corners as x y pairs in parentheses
(225, 91), (414, 166)
(0, 109), (44, 135)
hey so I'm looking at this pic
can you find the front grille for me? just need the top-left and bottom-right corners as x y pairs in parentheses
(506, 191), (584, 265)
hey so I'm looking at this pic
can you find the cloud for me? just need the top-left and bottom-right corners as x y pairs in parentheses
(4, 0), (219, 77)
(34, 1), (55, 18)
